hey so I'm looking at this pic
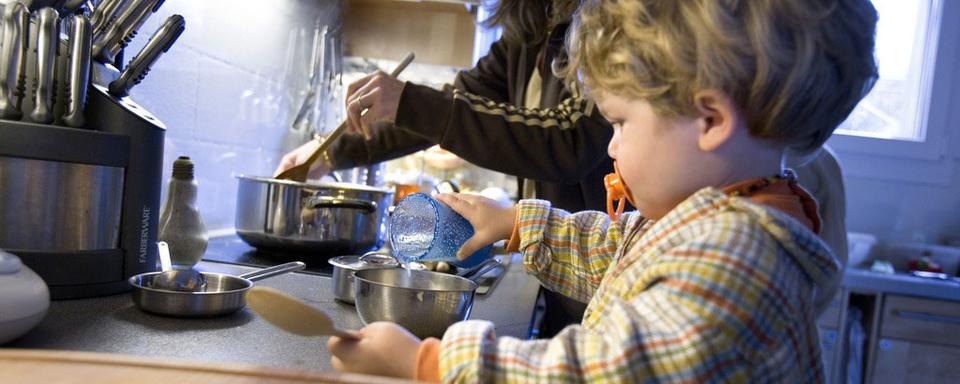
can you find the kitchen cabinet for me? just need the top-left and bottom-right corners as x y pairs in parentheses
(343, 0), (479, 67)
(866, 295), (960, 384)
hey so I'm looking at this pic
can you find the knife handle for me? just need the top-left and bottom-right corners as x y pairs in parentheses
(108, 14), (184, 97)
(30, 8), (61, 124)
(91, 0), (125, 34)
(0, 2), (29, 120)
(63, 15), (93, 128)
(93, 0), (165, 64)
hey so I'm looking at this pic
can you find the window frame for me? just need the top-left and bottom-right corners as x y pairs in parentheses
(828, 0), (959, 183)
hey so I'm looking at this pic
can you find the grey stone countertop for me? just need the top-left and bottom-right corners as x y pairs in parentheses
(5, 254), (541, 372)
(842, 267), (960, 301)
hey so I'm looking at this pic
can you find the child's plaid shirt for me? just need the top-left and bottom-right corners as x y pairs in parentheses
(438, 187), (839, 383)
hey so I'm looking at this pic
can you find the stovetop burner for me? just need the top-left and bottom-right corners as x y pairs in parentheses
(202, 233), (339, 276)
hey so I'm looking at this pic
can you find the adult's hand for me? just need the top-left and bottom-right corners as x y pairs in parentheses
(273, 139), (333, 180)
(327, 321), (420, 379)
(345, 70), (405, 140)
(435, 193), (517, 259)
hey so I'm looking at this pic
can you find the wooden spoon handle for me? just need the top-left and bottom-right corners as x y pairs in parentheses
(286, 52), (416, 182)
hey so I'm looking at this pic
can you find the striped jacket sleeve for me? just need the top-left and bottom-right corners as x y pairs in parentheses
(438, 208), (824, 382)
(513, 199), (638, 303)
(394, 83), (614, 183)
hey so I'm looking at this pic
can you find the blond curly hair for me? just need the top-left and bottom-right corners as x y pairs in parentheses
(561, 0), (878, 154)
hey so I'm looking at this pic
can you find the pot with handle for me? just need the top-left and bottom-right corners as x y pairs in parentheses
(128, 261), (306, 317)
(235, 176), (393, 254)
(352, 258), (501, 338)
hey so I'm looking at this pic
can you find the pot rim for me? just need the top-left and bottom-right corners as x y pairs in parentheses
(236, 174), (393, 194)
(128, 271), (251, 295)
(353, 269), (478, 293)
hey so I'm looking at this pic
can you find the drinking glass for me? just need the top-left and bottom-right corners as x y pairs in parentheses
(389, 193), (491, 268)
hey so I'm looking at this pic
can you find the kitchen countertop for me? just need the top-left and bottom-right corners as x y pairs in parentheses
(4, 256), (541, 372)
(842, 267), (960, 301)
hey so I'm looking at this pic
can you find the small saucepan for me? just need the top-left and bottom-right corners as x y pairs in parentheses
(328, 252), (399, 304)
(128, 262), (306, 317)
(352, 258), (501, 338)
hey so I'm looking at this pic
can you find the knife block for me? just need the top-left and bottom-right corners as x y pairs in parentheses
(0, 67), (166, 299)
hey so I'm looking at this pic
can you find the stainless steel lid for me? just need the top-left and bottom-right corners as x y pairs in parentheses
(328, 253), (398, 271)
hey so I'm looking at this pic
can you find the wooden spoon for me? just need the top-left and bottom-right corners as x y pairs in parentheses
(246, 286), (359, 340)
(274, 52), (416, 182)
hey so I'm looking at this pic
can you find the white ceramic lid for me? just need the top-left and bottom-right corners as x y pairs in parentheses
(0, 250), (50, 323)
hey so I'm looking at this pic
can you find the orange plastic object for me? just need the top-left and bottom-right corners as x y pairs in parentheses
(604, 162), (634, 220)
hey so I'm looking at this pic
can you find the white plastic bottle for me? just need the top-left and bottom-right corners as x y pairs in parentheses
(158, 156), (208, 269)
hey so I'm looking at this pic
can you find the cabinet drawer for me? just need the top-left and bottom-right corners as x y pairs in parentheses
(872, 338), (960, 384)
(880, 295), (960, 347)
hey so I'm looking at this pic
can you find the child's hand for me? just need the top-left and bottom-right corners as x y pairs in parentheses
(435, 193), (517, 260)
(327, 322), (420, 378)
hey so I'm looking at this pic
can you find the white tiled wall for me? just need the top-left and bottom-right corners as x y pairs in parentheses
(121, 0), (342, 230)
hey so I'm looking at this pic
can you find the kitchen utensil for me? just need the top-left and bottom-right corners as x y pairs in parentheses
(290, 23), (327, 133)
(150, 241), (206, 292)
(30, 8), (60, 124)
(234, 176), (393, 254)
(92, 0), (165, 63)
(390, 192), (492, 268)
(108, 14), (184, 97)
(0, 2), (28, 120)
(0, 250), (49, 345)
(275, 52), (415, 182)
(60, 0), (87, 12)
(246, 286), (358, 339)
(62, 14), (93, 127)
(456, 256), (501, 281)
(353, 266), (492, 338)
(91, 0), (126, 36)
(128, 261), (305, 317)
(328, 252), (398, 304)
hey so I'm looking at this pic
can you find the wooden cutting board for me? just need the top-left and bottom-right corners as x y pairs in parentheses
(0, 349), (419, 384)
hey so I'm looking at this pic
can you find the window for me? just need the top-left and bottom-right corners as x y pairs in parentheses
(826, 0), (958, 183)
(836, 0), (943, 142)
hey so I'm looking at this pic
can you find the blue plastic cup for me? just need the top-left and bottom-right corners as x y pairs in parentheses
(389, 193), (491, 268)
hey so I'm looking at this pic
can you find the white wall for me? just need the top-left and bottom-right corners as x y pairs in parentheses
(123, 0), (342, 230)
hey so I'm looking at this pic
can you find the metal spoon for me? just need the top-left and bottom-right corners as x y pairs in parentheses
(246, 286), (359, 340)
(149, 241), (206, 292)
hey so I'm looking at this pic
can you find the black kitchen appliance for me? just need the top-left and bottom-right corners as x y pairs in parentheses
(0, 83), (165, 299)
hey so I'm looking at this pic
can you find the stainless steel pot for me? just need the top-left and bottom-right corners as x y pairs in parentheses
(352, 260), (500, 339)
(128, 261), (305, 317)
(235, 175), (393, 254)
(328, 252), (398, 304)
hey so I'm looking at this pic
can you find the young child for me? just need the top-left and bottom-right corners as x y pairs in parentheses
(327, 0), (878, 382)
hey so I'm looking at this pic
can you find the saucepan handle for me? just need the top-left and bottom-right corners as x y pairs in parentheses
(308, 195), (377, 213)
(240, 261), (306, 282)
(457, 258), (502, 282)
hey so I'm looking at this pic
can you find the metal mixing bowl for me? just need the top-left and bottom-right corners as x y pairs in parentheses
(352, 268), (478, 338)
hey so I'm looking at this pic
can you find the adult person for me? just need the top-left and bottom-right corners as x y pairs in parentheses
(277, 0), (604, 338)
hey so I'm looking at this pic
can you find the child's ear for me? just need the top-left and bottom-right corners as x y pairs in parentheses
(693, 90), (741, 152)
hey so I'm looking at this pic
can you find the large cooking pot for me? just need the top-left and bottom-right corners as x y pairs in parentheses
(235, 176), (393, 254)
